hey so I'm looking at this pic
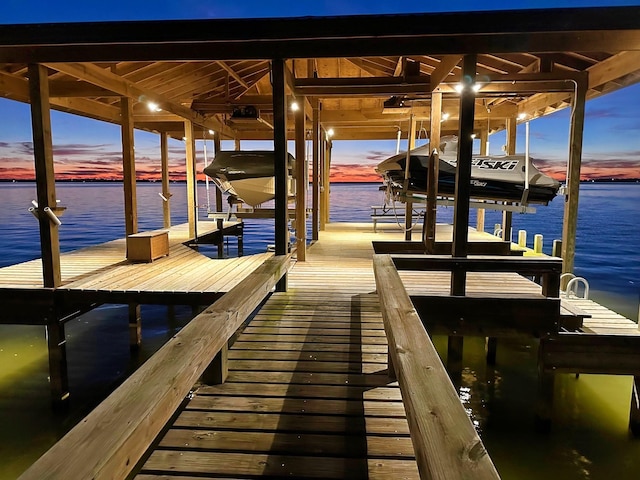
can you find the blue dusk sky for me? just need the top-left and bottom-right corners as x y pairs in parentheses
(0, 0), (639, 181)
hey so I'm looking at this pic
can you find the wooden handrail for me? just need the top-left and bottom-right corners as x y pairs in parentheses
(19, 254), (290, 480)
(373, 254), (500, 480)
(390, 254), (562, 297)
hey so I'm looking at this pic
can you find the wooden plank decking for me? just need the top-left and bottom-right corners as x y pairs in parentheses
(135, 224), (421, 479)
(0, 220), (241, 289)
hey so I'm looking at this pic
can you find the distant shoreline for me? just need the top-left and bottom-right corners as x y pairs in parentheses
(1, 179), (639, 184)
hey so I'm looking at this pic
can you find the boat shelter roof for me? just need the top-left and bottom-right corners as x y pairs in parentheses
(0, 6), (639, 141)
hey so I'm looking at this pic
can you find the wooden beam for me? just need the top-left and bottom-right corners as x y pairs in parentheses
(294, 95), (307, 261)
(587, 50), (640, 89)
(184, 120), (197, 239)
(322, 138), (332, 228)
(561, 75), (587, 276)
(404, 116), (417, 241)
(121, 96), (138, 238)
(28, 64), (61, 288)
(217, 61), (249, 89)
(49, 80), (119, 97)
(272, 58), (289, 293)
(451, 54), (476, 295)
(344, 57), (385, 77)
(295, 76), (431, 96)
(160, 132), (171, 229)
(373, 254), (500, 480)
(424, 91), (442, 251)
(44, 62), (222, 132)
(311, 98), (320, 242)
(430, 55), (462, 90)
(3, 7), (640, 63)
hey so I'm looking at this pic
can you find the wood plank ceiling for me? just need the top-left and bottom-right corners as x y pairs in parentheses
(0, 7), (639, 142)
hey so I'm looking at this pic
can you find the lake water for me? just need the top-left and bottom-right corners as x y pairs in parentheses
(0, 182), (638, 479)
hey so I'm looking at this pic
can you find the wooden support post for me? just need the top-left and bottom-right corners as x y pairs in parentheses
(476, 129), (488, 231)
(320, 133), (327, 230)
(631, 376), (640, 436)
(46, 314), (70, 407)
(451, 54), (476, 296)
(404, 116), (417, 241)
(272, 58), (288, 292)
(561, 74), (588, 277)
(485, 337), (497, 365)
(502, 117), (517, 242)
(202, 343), (229, 385)
(213, 134), (223, 213)
(535, 340), (554, 431)
(128, 304), (141, 351)
(424, 91), (442, 251)
(447, 336), (464, 386)
(234, 138), (241, 150)
(160, 132), (171, 229)
(184, 120), (197, 240)
(535, 369), (555, 432)
(294, 95), (307, 261)
(121, 96), (138, 238)
(477, 209), (486, 233)
(237, 223), (244, 257)
(323, 138), (332, 226)
(312, 99), (320, 241)
(28, 64), (61, 288)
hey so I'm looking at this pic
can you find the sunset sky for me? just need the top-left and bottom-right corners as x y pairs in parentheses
(1, 0), (639, 183)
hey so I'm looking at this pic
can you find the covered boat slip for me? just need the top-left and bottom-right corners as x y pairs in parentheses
(3, 6), (640, 479)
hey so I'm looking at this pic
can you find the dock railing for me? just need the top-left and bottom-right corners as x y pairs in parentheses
(18, 254), (290, 480)
(373, 254), (500, 479)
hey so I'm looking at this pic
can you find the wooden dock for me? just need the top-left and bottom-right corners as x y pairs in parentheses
(539, 295), (640, 432)
(0, 219), (266, 405)
(135, 222), (422, 479)
(0, 220), (250, 323)
(16, 222), (640, 479)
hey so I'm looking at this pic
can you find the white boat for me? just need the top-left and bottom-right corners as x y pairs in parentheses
(376, 136), (561, 205)
(203, 150), (296, 207)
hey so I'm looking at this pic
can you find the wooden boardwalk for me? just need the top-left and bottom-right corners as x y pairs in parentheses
(16, 222), (640, 478)
(0, 220), (241, 289)
(136, 223), (420, 479)
(0, 220), (262, 323)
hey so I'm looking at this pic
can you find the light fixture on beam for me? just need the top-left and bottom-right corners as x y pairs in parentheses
(382, 96), (412, 114)
(290, 101), (300, 112)
(441, 112), (450, 122)
(147, 101), (161, 112)
(454, 82), (481, 94)
(326, 128), (334, 138)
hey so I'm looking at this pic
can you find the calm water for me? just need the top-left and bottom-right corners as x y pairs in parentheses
(0, 182), (638, 479)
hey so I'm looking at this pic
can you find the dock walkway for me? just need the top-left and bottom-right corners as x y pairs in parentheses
(135, 223), (420, 479)
(17, 222), (639, 479)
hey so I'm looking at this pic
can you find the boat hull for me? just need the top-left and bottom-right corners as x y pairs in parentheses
(376, 142), (560, 205)
(204, 150), (296, 207)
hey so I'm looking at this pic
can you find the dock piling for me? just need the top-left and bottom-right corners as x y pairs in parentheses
(129, 304), (142, 350)
(630, 376), (640, 436)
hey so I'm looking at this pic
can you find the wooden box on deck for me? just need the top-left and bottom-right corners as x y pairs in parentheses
(126, 231), (169, 262)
